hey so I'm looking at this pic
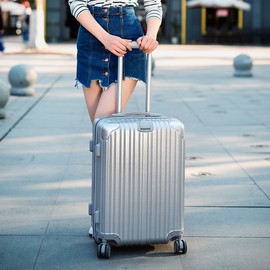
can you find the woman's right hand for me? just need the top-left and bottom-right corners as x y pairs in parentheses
(101, 34), (132, 57)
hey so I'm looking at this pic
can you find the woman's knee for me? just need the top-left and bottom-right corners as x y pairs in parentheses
(94, 84), (117, 118)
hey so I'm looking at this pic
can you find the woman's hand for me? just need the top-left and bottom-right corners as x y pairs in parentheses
(136, 35), (159, 54)
(77, 10), (132, 57)
(102, 34), (132, 57)
(137, 17), (161, 54)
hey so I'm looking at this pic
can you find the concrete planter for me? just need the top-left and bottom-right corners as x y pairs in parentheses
(8, 64), (37, 96)
(233, 54), (253, 77)
(0, 79), (10, 119)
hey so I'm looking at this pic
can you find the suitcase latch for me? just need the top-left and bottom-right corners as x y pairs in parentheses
(138, 121), (153, 132)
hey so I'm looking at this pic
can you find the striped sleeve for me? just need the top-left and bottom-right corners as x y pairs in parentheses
(68, 0), (88, 19)
(143, 0), (163, 21)
(68, 0), (163, 21)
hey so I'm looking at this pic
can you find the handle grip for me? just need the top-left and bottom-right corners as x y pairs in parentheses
(129, 41), (140, 49)
(117, 42), (152, 114)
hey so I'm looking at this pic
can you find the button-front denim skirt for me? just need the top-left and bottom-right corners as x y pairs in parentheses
(76, 5), (146, 90)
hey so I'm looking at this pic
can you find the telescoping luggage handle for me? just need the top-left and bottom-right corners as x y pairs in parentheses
(116, 41), (152, 114)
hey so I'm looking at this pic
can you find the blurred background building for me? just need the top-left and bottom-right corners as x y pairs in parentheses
(1, 0), (269, 45)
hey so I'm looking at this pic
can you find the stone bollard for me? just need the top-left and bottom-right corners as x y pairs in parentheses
(8, 64), (37, 96)
(233, 54), (253, 77)
(0, 79), (10, 119)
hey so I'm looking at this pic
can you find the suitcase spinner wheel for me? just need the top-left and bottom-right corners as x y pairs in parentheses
(97, 243), (111, 259)
(174, 239), (187, 254)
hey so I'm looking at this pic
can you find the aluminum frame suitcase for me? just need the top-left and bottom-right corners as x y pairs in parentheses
(89, 44), (187, 258)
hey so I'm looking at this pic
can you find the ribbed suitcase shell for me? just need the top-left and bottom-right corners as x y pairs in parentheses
(90, 114), (185, 246)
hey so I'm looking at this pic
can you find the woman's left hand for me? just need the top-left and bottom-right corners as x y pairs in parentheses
(136, 35), (159, 54)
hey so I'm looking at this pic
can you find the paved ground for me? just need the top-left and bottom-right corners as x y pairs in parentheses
(0, 36), (270, 269)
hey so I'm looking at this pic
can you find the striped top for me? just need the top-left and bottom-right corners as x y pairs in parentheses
(68, 0), (162, 21)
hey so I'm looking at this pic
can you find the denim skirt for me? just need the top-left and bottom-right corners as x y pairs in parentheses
(76, 5), (146, 90)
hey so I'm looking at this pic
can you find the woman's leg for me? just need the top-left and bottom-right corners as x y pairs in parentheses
(83, 78), (137, 122)
(94, 78), (137, 119)
(82, 81), (102, 123)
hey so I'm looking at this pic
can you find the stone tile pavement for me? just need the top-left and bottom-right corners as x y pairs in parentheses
(0, 37), (270, 269)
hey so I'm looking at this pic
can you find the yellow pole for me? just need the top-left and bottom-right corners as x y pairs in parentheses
(201, 7), (206, 35)
(238, 0), (243, 29)
(181, 0), (187, 44)
(238, 10), (243, 29)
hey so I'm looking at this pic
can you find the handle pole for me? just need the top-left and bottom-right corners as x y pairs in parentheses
(116, 42), (152, 114)
(146, 53), (152, 113)
(116, 56), (123, 114)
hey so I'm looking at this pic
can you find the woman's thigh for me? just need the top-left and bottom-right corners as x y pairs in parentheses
(82, 81), (102, 122)
(94, 78), (138, 119)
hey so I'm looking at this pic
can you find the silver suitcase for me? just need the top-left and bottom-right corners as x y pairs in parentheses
(89, 44), (187, 258)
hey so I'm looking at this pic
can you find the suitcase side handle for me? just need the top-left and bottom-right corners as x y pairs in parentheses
(116, 41), (152, 114)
